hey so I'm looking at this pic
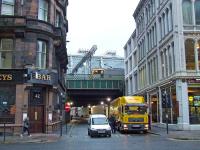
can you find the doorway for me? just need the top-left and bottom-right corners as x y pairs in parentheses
(28, 88), (45, 133)
(29, 106), (44, 133)
(151, 94), (159, 123)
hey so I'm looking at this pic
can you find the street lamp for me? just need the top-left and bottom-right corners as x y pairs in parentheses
(100, 101), (106, 115)
(107, 98), (111, 117)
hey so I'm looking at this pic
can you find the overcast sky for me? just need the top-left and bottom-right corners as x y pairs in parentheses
(67, 0), (140, 56)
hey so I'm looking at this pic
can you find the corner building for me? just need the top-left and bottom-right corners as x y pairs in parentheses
(0, 0), (68, 133)
(124, 0), (200, 130)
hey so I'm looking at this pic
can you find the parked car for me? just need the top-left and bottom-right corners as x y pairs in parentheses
(88, 114), (111, 137)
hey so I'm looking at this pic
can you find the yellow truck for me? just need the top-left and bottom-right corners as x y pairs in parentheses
(110, 96), (149, 133)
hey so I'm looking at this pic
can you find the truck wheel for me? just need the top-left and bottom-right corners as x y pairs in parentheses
(143, 130), (148, 134)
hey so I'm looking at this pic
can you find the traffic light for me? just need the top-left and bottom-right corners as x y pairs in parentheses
(166, 94), (172, 108)
(162, 92), (167, 108)
(162, 92), (172, 108)
(65, 103), (71, 112)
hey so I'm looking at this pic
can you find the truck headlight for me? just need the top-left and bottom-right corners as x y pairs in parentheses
(123, 124), (128, 128)
(145, 124), (148, 128)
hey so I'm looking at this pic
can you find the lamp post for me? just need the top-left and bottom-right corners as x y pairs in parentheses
(100, 101), (105, 115)
(107, 98), (111, 117)
(83, 62), (86, 80)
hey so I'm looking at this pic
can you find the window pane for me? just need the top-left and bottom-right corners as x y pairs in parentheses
(1, 0), (14, 15)
(195, 0), (200, 25)
(1, 39), (13, 50)
(0, 84), (16, 124)
(198, 40), (200, 70)
(182, 0), (193, 24)
(161, 52), (165, 78)
(38, 0), (48, 21)
(56, 11), (61, 27)
(185, 39), (195, 70)
(36, 40), (46, 69)
(0, 52), (12, 68)
(2, 0), (14, 3)
(171, 86), (178, 124)
(0, 39), (13, 68)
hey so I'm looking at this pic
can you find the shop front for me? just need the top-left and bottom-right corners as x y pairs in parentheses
(147, 79), (200, 130)
(0, 69), (26, 133)
(187, 79), (200, 125)
(0, 69), (64, 134)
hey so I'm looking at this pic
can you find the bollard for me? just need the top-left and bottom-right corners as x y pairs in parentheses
(166, 114), (169, 134)
(3, 123), (6, 142)
(60, 121), (62, 136)
(66, 123), (67, 134)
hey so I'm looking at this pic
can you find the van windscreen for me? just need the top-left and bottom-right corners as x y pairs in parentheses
(92, 118), (108, 125)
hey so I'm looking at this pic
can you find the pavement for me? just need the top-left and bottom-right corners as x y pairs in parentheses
(149, 124), (200, 140)
(0, 133), (61, 144)
(0, 124), (72, 144)
(1, 122), (200, 144)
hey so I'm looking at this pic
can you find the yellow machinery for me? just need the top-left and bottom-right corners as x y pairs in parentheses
(110, 96), (149, 133)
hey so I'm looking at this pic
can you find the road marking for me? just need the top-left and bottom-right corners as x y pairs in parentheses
(168, 138), (200, 142)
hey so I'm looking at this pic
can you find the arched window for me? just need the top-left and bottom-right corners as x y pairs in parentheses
(185, 39), (195, 70)
(182, 0), (193, 24)
(195, 0), (200, 25)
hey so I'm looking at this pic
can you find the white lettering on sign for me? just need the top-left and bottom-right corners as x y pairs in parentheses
(32, 72), (51, 80)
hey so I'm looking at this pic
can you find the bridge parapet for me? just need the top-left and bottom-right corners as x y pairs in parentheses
(66, 74), (124, 90)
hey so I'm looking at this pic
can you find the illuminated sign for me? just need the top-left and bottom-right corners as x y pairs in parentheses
(0, 69), (26, 83)
(32, 72), (51, 80)
(27, 69), (58, 85)
(0, 74), (12, 80)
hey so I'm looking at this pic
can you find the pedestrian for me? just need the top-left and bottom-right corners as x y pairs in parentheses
(109, 114), (116, 133)
(21, 117), (31, 137)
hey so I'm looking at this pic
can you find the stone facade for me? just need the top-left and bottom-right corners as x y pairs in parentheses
(0, 0), (68, 133)
(124, 0), (200, 130)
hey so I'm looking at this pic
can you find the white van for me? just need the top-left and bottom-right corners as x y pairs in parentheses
(88, 114), (111, 137)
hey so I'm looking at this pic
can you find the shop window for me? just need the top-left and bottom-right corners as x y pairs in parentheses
(188, 87), (200, 124)
(1, 0), (15, 15)
(38, 0), (48, 21)
(0, 85), (16, 123)
(36, 40), (47, 69)
(185, 39), (195, 70)
(161, 86), (178, 124)
(0, 39), (13, 69)
(171, 86), (178, 124)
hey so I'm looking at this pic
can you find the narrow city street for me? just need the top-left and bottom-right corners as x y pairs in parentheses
(0, 118), (200, 150)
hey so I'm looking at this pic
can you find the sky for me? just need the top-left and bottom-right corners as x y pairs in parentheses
(67, 0), (140, 56)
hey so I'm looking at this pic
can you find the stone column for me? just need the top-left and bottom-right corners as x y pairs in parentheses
(176, 80), (190, 130)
